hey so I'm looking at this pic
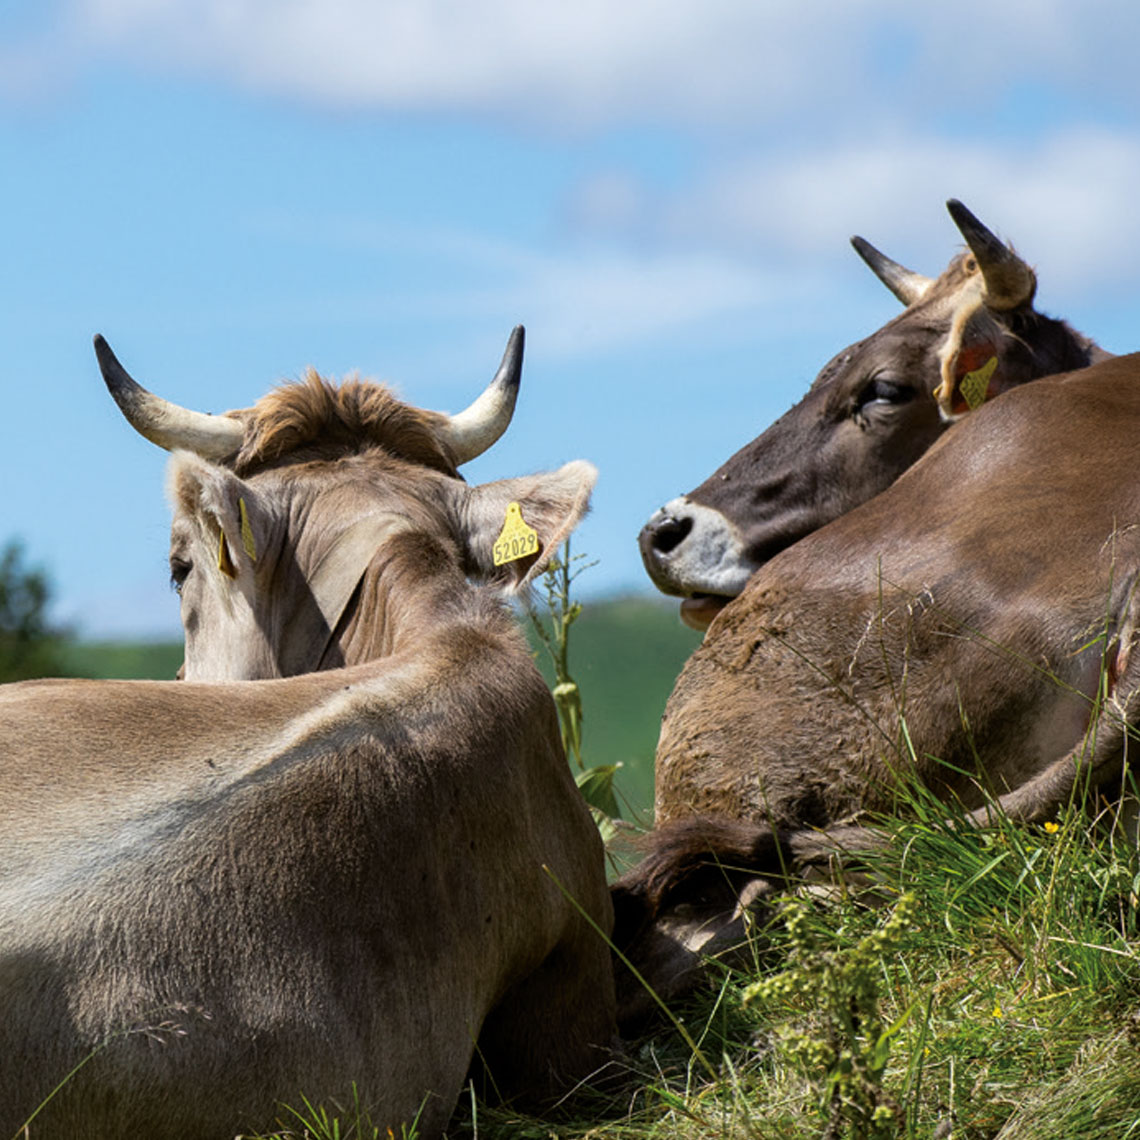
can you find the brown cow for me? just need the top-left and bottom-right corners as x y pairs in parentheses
(0, 330), (616, 1139)
(616, 352), (1140, 1019)
(640, 200), (1111, 630)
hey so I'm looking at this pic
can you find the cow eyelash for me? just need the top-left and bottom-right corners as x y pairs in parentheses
(170, 557), (192, 595)
(858, 378), (914, 407)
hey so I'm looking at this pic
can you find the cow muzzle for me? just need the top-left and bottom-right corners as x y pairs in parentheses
(638, 498), (754, 629)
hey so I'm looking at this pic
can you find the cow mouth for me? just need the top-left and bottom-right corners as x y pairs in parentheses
(679, 593), (731, 631)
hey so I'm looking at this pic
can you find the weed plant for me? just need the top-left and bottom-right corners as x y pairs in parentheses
(440, 785), (1140, 1140)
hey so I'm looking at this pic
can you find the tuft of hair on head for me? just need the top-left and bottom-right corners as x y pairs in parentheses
(234, 372), (460, 477)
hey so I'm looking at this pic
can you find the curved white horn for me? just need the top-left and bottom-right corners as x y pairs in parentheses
(440, 325), (524, 465)
(850, 235), (933, 306)
(94, 335), (246, 460)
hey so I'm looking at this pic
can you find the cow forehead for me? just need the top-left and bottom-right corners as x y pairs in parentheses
(233, 372), (459, 479)
(809, 271), (983, 399)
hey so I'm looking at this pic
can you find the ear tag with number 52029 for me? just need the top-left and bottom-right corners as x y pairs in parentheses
(493, 502), (539, 566)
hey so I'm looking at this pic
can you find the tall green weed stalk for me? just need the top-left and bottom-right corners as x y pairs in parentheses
(526, 539), (622, 835)
(744, 894), (919, 1140)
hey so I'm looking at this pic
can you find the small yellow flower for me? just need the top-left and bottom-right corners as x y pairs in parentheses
(992, 1000), (1003, 1018)
(1044, 821), (1060, 834)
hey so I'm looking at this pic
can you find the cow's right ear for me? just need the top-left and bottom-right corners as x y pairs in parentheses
(167, 453), (269, 583)
(461, 460), (598, 590)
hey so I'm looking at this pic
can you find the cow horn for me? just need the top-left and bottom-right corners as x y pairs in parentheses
(94, 335), (246, 459)
(439, 325), (524, 466)
(946, 199), (1036, 310)
(850, 235), (932, 306)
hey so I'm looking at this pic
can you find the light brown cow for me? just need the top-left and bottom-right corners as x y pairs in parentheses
(615, 352), (1140, 1020)
(0, 330), (616, 1139)
(640, 200), (1111, 630)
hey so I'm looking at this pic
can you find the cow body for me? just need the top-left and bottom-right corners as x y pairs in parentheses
(0, 333), (615, 1138)
(613, 354), (1140, 1021)
(656, 354), (1140, 827)
(640, 201), (1109, 629)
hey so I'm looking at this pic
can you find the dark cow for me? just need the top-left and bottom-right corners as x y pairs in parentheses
(0, 331), (616, 1139)
(640, 200), (1111, 630)
(617, 352), (1140, 1018)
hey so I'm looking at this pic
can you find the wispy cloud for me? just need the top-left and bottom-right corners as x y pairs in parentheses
(11, 0), (1137, 128)
(568, 129), (1140, 294)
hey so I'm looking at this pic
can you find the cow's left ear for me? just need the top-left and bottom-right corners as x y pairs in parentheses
(461, 460), (597, 590)
(934, 295), (1024, 422)
(167, 453), (269, 583)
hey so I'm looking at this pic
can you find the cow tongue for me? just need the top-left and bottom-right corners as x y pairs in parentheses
(679, 594), (729, 631)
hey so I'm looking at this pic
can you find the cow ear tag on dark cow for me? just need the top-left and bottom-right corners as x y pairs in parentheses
(935, 341), (1000, 419)
(493, 501), (540, 566)
(959, 355), (998, 411)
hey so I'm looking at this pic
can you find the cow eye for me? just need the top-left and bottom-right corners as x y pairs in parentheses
(170, 557), (192, 595)
(858, 378), (914, 407)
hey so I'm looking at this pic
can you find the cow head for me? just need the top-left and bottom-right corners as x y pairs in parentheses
(95, 329), (596, 680)
(640, 200), (1106, 630)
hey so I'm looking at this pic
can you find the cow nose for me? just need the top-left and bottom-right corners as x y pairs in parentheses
(641, 512), (693, 557)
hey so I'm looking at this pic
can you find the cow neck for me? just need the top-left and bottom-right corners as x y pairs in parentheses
(320, 531), (489, 669)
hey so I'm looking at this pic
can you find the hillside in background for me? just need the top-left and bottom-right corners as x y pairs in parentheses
(60, 595), (701, 822)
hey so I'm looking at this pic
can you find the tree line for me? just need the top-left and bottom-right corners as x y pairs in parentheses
(0, 540), (71, 682)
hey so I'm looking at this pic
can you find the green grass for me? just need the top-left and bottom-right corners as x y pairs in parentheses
(441, 795), (1140, 1139)
(60, 638), (184, 680)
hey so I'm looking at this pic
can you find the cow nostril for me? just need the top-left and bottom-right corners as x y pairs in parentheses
(650, 515), (693, 555)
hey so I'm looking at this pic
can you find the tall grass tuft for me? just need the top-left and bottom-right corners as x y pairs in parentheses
(452, 774), (1140, 1139)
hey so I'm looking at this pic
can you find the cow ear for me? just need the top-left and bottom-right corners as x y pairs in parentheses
(462, 460), (597, 590)
(167, 453), (267, 583)
(933, 296), (1023, 422)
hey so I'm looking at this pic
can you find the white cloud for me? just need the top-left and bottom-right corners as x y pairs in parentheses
(22, 0), (1134, 128)
(566, 128), (1140, 298)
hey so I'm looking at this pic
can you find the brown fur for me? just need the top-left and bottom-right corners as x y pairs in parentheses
(656, 360), (1140, 828)
(640, 218), (1107, 602)
(234, 371), (459, 476)
(618, 355), (1140, 1022)
(3, 374), (611, 1137)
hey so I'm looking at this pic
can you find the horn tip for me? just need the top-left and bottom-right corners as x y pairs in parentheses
(92, 333), (127, 388)
(498, 325), (525, 389)
(946, 198), (979, 228)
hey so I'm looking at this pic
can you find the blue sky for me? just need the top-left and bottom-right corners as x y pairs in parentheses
(4, 1), (1140, 638)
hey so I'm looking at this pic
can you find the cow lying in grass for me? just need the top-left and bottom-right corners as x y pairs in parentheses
(616, 351), (1140, 1021)
(0, 329), (616, 1139)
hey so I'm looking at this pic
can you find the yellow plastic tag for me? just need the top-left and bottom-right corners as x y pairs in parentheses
(493, 502), (539, 566)
(239, 497), (257, 562)
(217, 528), (237, 579)
(959, 355), (997, 410)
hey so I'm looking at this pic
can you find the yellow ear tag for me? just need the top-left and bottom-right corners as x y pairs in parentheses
(217, 528), (238, 579)
(493, 502), (540, 566)
(959, 355), (998, 410)
(239, 497), (257, 562)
